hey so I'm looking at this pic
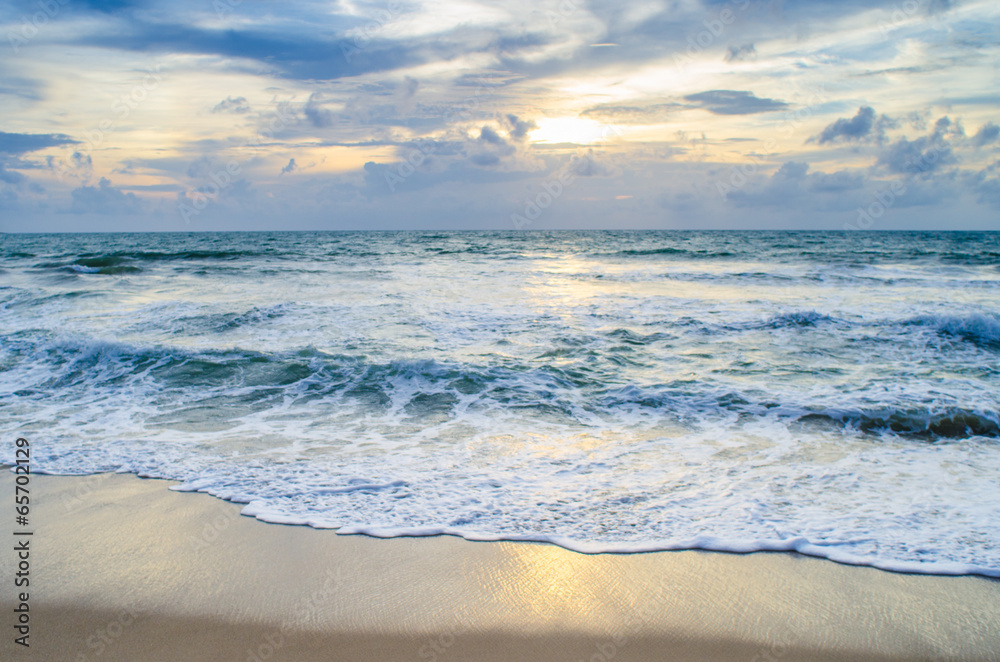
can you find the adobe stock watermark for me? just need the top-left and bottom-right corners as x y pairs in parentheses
(51, 64), (165, 182)
(188, 500), (243, 554)
(242, 565), (346, 662)
(416, 618), (474, 661)
(544, 0), (579, 28)
(510, 167), (576, 229)
(341, 1), (403, 63)
(846, 141), (947, 230)
(512, 128), (623, 229)
(177, 102), (297, 223)
(7, 0), (70, 54)
(72, 605), (147, 662)
(847, 180), (907, 230)
(61, 472), (116, 515)
(213, 0), (243, 20)
(877, 0), (949, 40)
(716, 84), (832, 200)
(383, 139), (433, 193)
(380, 75), (506, 194)
(670, 0), (753, 69)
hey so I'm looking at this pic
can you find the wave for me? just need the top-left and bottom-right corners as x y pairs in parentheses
(5, 334), (996, 440)
(904, 313), (1000, 348)
(30, 250), (266, 276)
(164, 305), (290, 335)
(610, 247), (739, 258)
(797, 408), (1000, 439)
(765, 311), (835, 328)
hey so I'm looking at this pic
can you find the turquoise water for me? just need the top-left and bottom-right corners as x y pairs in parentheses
(2, 231), (999, 574)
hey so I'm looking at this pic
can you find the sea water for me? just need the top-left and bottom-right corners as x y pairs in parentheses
(1, 230), (998, 575)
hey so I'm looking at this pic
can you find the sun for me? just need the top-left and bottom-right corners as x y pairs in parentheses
(529, 117), (617, 145)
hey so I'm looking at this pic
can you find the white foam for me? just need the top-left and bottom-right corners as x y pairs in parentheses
(4, 231), (1000, 578)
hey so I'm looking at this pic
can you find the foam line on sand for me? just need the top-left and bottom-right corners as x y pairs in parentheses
(1, 471), (998, 661)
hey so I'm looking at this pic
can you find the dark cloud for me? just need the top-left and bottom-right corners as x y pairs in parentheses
(400, 76), (419, 98)
(502, 114), (537, 141)
(68, 20), (554, 83)
(186, 156), (212, 179)
(6, 0), (139, 11)
(454, 72), (521, 88)
(972, 122), (999, 148)
(775, 161), (809, 180)
(725, 44), (756, 62)
(0, 131), (78, 154)
(212, 96), (251, 114)
(684, 90), (788, 115)
(815, 106), (875, 144)
(304, 93), (335, 128)
(971, 166), (1000, 209)
(470, 153), (501, 167)
(470, 123), (516, 167)
(569, 150), (611, 177)
(70, 177), (142, 214)
(809, 169), (865, 192)
(0, 164), (26, 184)
(118, 183), (183, 192)
(478, 126), (506, 145)
(281, 158), (297, 175)
(77, 0), (141, 12)
(812, 106), (900, 145)
(931, 116), (963, 140)
(726, 161), (867, 209)
(580, 103), (679, 124)
(0, 76), (44, 102)
(877, 122), (958, 177)
(940, 95), (1000, 107)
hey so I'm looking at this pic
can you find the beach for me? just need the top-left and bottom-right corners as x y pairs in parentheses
(2, 470), (998, 662)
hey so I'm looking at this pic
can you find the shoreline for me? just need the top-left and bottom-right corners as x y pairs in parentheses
(32, 468), (1000, 579)
(2, 470), (999, 661)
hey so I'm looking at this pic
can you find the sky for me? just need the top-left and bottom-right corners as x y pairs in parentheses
(0, 0), (998, 231)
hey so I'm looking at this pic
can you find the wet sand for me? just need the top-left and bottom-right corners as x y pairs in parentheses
(1, 471), (998, 661)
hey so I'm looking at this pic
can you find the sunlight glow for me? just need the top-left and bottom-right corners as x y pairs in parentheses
(529, 117), (614, 145)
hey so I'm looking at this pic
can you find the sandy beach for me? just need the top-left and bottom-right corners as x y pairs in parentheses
(0, 470), (997, 661)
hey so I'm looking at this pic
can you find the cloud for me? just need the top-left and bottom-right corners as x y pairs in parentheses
(304, 93), (335, 128)
(569, 150), (611, 177)
(0, 76), (44, 102)
(70, 177), (142, 214)
(972, 122), (999, 148)
(0, 164), (26, 184)
(580, 102), (679, 124)
(478, 126), (506, 146)
(68, 19), (554, 84)
(809, 169), (865, 192)
(502, 114), (538, 141)
(470, 153), (501, 167)
(970, 163), (1000, 209)
(186, 156), (213, 179)
(212, 96), (251, 114)
(400, 76), (419, 98)
(876, 118), (960, 177)
(726, 161), (867, 209)
(724, 44), (756, 62)
(813, 106), (897, 144)
(469, 123), (517, 167)
(0, 131), (78, 154)
(815, 106), (875, 143)
(683, 90), (788, 115)
(76, 0), (140, 12)
(775, 161), (809, 180)
(280, 158), (297, 175)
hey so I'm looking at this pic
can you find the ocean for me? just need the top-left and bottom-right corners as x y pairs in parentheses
(2, 230), (998, 576)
